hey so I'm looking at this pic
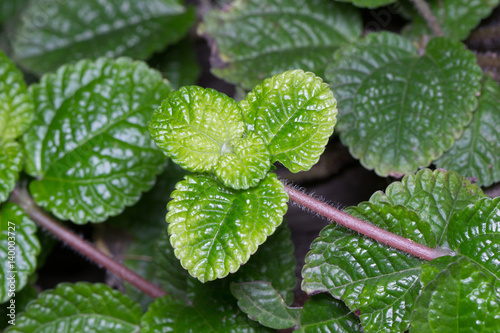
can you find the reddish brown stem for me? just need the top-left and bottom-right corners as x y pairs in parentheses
(283, 185), (450, 261)
(409, 0), (444, 37)
(10, 186), (167, 299)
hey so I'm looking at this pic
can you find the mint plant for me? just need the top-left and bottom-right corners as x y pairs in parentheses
(0, 0), (500, 332)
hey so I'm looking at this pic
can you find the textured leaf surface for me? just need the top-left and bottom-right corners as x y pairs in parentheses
(240, 70), (337, 172)
(231, 281), (300, 329)
(327, 32), (482, 176)
(296, 294), (363, 333)
(0, 203), (40, 303)
(0, 142), (22, 203)
(141, 285), (271, 332)
(302, 226), (423, 332)
(215, 132), (271, 189)
(436, 76), (500, 186)
(403, 0), (500, 40)
(6, 283), (142, 333)
(336, 0), (395, 8)
(199, 0), (362, 89)
(23, 57), (170, 223)
(167, 173), (288, 282)
(0, 51), (33, 143)
(149, 86), (245, 174)
(12, 0), (195, 75)
(411, 256), (500, 332)
(448, 197), (500, 280)
(370, 169), (485, 246)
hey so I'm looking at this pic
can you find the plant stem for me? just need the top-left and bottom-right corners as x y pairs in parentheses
(10, 186), (167, 299)
(409, 0), (444, 37)
(283, 184), (450, 261)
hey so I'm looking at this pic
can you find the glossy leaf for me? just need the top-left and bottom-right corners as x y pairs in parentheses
(327, 32), (482, 176)
(23, 57), (170, 223)
(199, 0), (362, 89)
(12, 0), (195, 75)
(5, 283), (142, 332)
(336, 0), (395, 8)
(370, 169), (485, 246)
(0, 142), (22, 203)
(436, 75), (500, 187)
(302, 225), (423, 332)
(167, 173), (288, 282)
(215, 132), (271, 189)
(0, 203), (40, 303)
(296, 294), (363, 333)
(141, 285), (271, 332)
(403, 0), (500, 40)
(240, 70), (337, 172)
(0, 51), (33, 143)
(231, 281), (300, 329)
(448, 197), (500, 280)
(149, 86), (245, 174)
(411, 256), (500, 332)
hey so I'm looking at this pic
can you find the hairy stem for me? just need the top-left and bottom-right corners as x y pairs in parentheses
(10, 186), (167, 299)
(283, 184), (450, 261)
(409, 0), (444, 37)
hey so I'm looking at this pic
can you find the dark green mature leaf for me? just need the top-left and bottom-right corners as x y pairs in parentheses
(411, 256), (500, 332)
(0, 141), (22, 203)
(0, 203), (40, 304)
(142, 283), (271, 332)
(403, 0), (500, 41)
(296, 294), (363, 333)
(149, 86), (246, 173)
(240, 70), (337, 173)
(199, 0), (362, 90)
(436, 76), (500, 187)
(336, 0), (395, 8)
(12, 0), (195, 75)
(370, 169), (485, 246)
(167, 173), (288, 282)
(5, 283), (142, 332)
(231, 281), (301, 329)
(23, 57), (171, 224)
(448, 197), (500, 280)
(302, 225), (423, 333)
(327, 32), (482, 176)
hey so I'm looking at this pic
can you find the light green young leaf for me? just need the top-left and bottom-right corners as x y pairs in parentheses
(369, 169), (486, 246)
(215, 132), (271, 189)
(411, 256), (500, 332)
(336, 0), (396, 8)
(296, 294), (363, 333)
(149, 86), (246, 173)
(0, 203), (40, 304)
(402, 0), (500, 41)
(436, 75), (500, 187)
(5, 283), (142, 333)
(23, 57), (171, 224)
(199, 0), (362, 90)
(240, 70), (337, 173)
(12, 0), (195, 75)
(448, 197), (500, 280)
(327, 32), (482, 176)
(167, 173), (288, 282)
(231, 281), (301, 330)
(302, 225), (423, 333)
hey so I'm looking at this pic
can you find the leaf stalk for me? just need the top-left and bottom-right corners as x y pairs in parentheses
(409, 0), (444, 37)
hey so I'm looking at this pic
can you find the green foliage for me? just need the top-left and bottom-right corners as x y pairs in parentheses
(336, 0), (395, 8)
(12, 0), (195, 75)
(327, 32), (482, 176)
(0, 51), (33, 202)
(436, 75), (500, 186)
(0, 203), (40, 303)
(5, 283), (142, 332)
(199, 0), (362, 89)
(23, 57), (170, 223)
(166, 173), (288, 282)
